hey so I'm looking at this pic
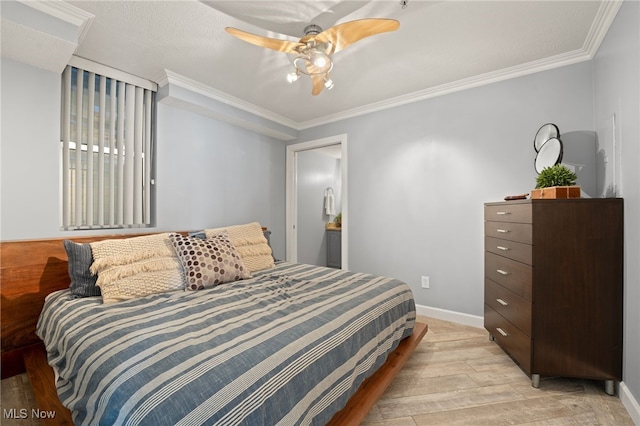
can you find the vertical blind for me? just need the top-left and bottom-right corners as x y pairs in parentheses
(61, 65), (155, 229)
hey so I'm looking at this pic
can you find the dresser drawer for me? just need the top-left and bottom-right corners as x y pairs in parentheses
(484, 304), (532, 374)
(485, 236), (532, 265)
(485, 203), (532, 224)
(485, 252), (532, 301)
(485, 278), (532, 336)
(484, 221), (532, 244)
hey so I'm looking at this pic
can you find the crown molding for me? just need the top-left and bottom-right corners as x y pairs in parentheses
(20, 0), (94, 44)
(583, 0), (623, 57)
(299, 48), (594, 129)
(153, 69), (300, 131)
(298, 0), (622, 130)
(154, 69), (298, 140)
(153, 43), (596, 133)
(152, 0), (622, 133)
(1, 1), (94, 73)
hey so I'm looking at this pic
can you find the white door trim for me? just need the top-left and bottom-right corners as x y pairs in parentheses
(286, 134), (348, 270)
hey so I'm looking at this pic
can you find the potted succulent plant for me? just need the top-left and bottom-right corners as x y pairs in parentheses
(334, 212), (342, 226)
(327, 212), (342, 230)
(531, 164), (580, 199)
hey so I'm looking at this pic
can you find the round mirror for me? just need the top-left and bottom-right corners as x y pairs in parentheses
(533, 123), (559, 152)
(534, 137), (563, 174)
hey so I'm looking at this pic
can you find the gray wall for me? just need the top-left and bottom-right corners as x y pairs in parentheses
(593, 0), (640, 412)
(295, 61), (594, 316)
(0, 59), (287, 259)
(292, 3), (639, 411)
(296, 149), (341, 266)
(155, 103), (286, 259)
(1, 59), (62, 239)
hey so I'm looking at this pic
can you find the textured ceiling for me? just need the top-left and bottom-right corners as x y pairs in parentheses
(1, 1), (620, 128)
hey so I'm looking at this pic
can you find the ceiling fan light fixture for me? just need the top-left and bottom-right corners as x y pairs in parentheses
(324, 77), (335, 90)
(292, 51), (333, 75)
(310, 49), (330, 69)
(292, 46), (333, 75)
(313, 55), (328, 69)
(287, 71), (300, 83)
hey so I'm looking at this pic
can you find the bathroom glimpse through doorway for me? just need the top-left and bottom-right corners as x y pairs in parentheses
(285, 134), (348, 270)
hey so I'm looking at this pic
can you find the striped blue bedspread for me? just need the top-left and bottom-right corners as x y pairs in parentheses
(36, 262), (416, 425)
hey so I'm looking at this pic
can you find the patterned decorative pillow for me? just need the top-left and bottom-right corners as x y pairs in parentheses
(169, 232), (251, 290)
(89, 233), (186, 303)
(63, 240), (101, 298)
(205, 222), (275, 272)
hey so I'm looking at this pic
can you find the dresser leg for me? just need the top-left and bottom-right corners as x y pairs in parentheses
(531, 374), (540, 388)
(488, 334), (495, 341)
(604, 380), (615, 396)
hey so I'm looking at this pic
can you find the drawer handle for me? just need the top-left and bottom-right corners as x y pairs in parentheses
(496, 211), (511, 215)
(496, 246), (509, 251)
(496, 269), (509, 275)
(496, 327), (508, 337)
(496, 298), (508, 306)
(496, 229), (510, 233)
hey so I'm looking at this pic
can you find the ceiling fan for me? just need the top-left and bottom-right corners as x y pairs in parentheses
(225, 18), (400, 95)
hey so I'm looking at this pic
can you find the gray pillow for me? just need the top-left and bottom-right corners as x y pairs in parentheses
(188, 231), (206, 239)
(63, 240), (101, 298)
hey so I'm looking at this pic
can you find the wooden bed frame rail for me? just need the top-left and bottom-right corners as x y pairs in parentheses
(1, 234), (427, 425)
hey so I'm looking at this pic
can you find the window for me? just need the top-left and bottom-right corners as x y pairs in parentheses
(60, 62), (156, 230)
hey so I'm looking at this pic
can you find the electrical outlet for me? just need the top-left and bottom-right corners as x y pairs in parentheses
(421, 276), (430, 289)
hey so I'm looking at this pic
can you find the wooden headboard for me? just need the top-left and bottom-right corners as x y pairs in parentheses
(0, 233), (169, 378)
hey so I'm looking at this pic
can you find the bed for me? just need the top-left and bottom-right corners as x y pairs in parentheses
(1, 225), (426, 425)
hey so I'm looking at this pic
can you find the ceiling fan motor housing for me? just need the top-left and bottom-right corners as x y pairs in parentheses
(303, 24), (323, 36)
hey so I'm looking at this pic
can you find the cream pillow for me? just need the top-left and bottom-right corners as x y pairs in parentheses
(205, 222), (275, 272)
(90, 233), (186, 303)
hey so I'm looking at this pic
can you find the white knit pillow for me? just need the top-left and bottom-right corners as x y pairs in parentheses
(205, 222), (274, 272)
(90, 233), (186, 303)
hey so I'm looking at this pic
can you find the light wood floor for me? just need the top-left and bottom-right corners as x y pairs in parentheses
(1, 316), (634, 425)
(363, 316), (634, 425)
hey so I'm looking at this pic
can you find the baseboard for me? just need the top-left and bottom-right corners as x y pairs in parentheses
(416, 303), (640, 424)
(620, 382), (640, 425)
(415, 304), (484, 328)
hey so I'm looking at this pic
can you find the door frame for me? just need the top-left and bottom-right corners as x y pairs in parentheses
(286, 134), (348, 270)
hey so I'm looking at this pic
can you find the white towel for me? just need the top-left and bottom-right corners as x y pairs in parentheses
(325, 193), (335, 216)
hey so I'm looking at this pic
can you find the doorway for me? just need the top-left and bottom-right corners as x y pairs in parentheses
(286, 134), (348, 269)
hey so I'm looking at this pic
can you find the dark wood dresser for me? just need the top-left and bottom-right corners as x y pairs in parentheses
(484, 199), (623, 394)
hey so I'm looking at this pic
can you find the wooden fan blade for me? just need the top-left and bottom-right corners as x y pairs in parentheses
(225, 27), (303, 53)
(315, 18), (399, 54)
(311, 76), (325, 96)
